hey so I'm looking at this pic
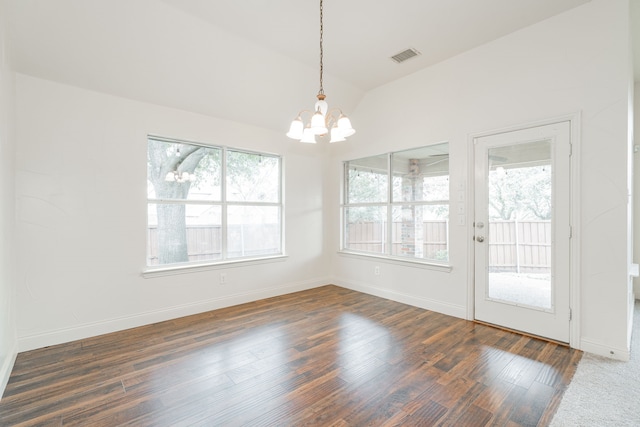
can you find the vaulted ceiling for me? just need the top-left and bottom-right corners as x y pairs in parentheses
(7, 0), (636, 133)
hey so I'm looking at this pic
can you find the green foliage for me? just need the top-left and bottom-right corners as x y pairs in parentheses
(226, 151), (279, 202)
(347, 168), (388, 204)
(489, 165), (551, 220)
(431, 250), (449, 261)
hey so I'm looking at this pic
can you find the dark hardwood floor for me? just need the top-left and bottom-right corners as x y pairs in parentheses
(0, 285), (581, 426)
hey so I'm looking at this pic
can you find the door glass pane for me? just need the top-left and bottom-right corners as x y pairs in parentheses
(486, 140), (552, 310)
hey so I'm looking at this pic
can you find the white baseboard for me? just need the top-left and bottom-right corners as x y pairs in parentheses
(580, 338), (630, 361)
(18, 278), (329, 352)
(333, 277), (467, 319)
(0, 342), (18, 402)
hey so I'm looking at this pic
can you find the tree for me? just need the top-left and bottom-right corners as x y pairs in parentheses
(489, 165), (551, 220)
(226, 151), (279, 203)
(346, 168), (388, 222)
(148, 141), (278, 265)
(147, 140), (212, 264)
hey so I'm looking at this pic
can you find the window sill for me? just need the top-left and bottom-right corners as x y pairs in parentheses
(142, 255), (288, 278)
(337, 251), (452, 273)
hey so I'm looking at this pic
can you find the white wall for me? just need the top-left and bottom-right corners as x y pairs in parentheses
(14, 74), (331, 351)
(329, 0), (634, 358)
(0, 0), (18, 399)
(634, 83), (640, 297)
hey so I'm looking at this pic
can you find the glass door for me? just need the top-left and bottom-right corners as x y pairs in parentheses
(474, 122), (571, 342)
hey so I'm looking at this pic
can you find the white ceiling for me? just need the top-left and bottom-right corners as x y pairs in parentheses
(160, 0), (593, 91)
(6, 0), (637, 132)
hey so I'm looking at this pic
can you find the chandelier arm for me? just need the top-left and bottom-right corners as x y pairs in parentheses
(324, 108), (343, 127)
(294, 109), (315, 121)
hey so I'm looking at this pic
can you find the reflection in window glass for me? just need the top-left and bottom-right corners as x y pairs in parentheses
(147, 139), (221, 201)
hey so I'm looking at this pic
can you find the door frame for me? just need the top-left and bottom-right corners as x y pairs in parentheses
(466, 113), (581, 349)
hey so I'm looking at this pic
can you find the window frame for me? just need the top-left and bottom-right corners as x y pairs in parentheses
(145, 135), (285, 273)
(340, 143), (450, 268)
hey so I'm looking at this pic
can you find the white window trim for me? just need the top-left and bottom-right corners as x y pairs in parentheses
(142, 255), (289, 278)
(337, 250), (452, 272)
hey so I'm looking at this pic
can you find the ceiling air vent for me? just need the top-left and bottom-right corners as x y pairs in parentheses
(390, 48), (421, 64)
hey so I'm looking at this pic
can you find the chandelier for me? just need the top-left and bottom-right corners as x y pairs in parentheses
(164, 147), (195, 183)
(165, 170), (195, 183)
(286, 0), (355, 143)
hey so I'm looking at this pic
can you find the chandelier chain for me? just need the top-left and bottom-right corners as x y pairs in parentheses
(319, 0), (324, 95)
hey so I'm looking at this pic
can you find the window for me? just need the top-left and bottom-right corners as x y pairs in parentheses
(342, 143), (449, 263)
(147, 137), (282, 267)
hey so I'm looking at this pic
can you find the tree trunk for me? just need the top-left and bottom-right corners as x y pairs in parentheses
(156, 203), (189, 264)
(147, 140), (206, 265)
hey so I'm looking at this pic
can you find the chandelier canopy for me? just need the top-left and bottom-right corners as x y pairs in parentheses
(286, 0), (355, 143)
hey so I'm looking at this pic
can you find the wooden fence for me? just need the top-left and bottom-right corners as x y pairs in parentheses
(488, 220), (550, 273)
(345, 221), (448, 260)
(345, 220), (551, 272)
(149, 220), (550, 272)
(147, 224), (280, 265)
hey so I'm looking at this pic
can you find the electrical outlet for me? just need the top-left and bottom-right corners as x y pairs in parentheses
(220, 273), (227, 284)
(374, 266), (380, 276)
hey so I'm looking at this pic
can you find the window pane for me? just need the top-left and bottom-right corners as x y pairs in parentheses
(148, 203), (222, 266)
(227, 206), (281, 258)
(392, 143), (449, 202)
(147, 138), (221, 201)
(487, 140), (552, 309)
(346, 154), (389, 203)
(391, 205), (449, 261)
(343, 206), (387, 254)
(226, 151), (280, 202)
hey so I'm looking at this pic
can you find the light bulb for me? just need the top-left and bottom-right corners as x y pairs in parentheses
(310, 109), (328, 135)
(330, 125), (345, 143)
(337, 115), (355, 137)
(300, 127), (317, 143)
(286, 117), (304, 139)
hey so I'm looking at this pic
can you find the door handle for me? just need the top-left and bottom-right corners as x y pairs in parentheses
(476, 236), (485, 243)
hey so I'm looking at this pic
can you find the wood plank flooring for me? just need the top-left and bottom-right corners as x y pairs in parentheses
(0, 285), (582, 426)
